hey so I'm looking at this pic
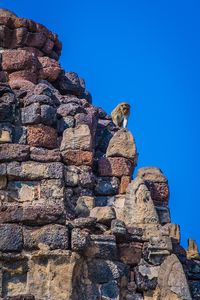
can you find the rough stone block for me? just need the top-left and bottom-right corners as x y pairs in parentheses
(84, 234), (118, 260)
(38, 56), (61, 82)
(90, 206), (116, 225)
(0, 144), (30, 162)
(30, 147), (61, 162)
(95, 176), (120, 196)
(22, 203), (66, 225)
(119, 242), (143, 266)
(7, 161), (63, 180)
(60, 124), (92, 151)
(88, 259), (129, 284)
(61, 150), (93, 166)
(71, 228), (90, 251)
(27, 124), (58, 149)
(137, 167), (169, 205)
(106, 129), (137, 162)
(0, 128), (12, 143)
(40, 104), (56, 125)
(0, 224), (23, 252)
(57, 102), (85, 117)
(23, 224), (69, 250)
(2, 49), (38, 72)
(119, 176), (131, 194)
(21, 103), (41, 125)
(98, 157), (134, 177)
(0, 205), (23, 223)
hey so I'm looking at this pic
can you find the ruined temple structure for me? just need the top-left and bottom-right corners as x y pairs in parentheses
(0, 9), (200, 300)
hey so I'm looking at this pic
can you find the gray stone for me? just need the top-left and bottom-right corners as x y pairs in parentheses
(0, 224), (23, 252)
(21, 103), (41, 125)
(95, 177), (120, 196)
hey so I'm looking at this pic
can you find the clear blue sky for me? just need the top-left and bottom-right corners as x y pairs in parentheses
(2, 0), (200, 248)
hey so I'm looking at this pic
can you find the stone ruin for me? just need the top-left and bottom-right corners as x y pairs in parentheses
(0, 10), (199, 300)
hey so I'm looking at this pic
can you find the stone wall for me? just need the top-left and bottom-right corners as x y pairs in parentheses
(0, 11), (200, 300)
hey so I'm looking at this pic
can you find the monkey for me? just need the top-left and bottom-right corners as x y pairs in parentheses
(0, 8), (17, 17)
(111, 102), (130, 128)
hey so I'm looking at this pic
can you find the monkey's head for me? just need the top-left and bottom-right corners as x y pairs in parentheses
(0, 8), (18, 17)
(120, 102), (130, 115)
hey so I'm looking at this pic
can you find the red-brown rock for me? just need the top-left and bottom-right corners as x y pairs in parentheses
(98, 157), (134, 177)
(2, 49), (38, 72)
(61, 150), (93, 166)
(38, 56), (61, 82)
(27, 124), (58, 149)
(119, 176), (131, 194)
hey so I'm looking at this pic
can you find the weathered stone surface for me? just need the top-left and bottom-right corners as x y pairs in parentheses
(106, 129), (137, 162)
(98, 157), (134, 177)
(137, 167), (169, 205)
(187, 238), (200, 260)
(111, 219), (127, 238)
(0, 85), (16, 122)
(27, 124), (58, 149)
(119, 242), (143, 266)
(124, 178), (159, 226)
(38, 56), (61, 81)
(71, 228), (90, 251)
(61, 150), (93, 166)
(7, 161), (63, 180)
(0, 144), (30, 162)
(87, 259), (129, 284)
(60, 125), (92, 151)
(40, 104), (56, 125)
(119, 175), (131, 194)
(57, 102), (85, 117)
(21, 103), (41, 125)
(30, 147), (61, 162)
(27, 251), (80, 300)
(84, 234), (118, 260)
(71, 217), (96, 228)
(0, 224), (23, 252)
(95, 176), (120, 196)
(100, 280), (119, 300)
(23, 224), (69, 250)
(90, 206), (116, 225)
(0, 175), (7, 189)
(22, 203), (66, 225)
(158, 254), (192, 299)
(2, 49), (38, 72)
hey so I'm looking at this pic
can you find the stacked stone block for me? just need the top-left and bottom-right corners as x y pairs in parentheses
(0, 10), (199, 300)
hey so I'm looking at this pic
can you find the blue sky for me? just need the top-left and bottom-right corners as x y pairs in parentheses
(2, 0), (200, 248)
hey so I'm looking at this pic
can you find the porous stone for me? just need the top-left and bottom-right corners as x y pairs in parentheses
(21, 103), (41, 125)
(0, 224), (23, 252)
(98, 157), (134, 177)
(84, 234), (118, 260)
(90, 206), (116, 225)
(7, 161), (63, 180)
(23, 224), (69, 250)
(38, 56), (61, 81)
(60, 124), (92, 151)
(106, 129), (137, 162)
(30, 147), (61, 162)
(137, 167), (169, 206)
(27, 124), (58, 149)
(95, 176), (119, 196)
(61, 150), (93, 166)
(0, 144), (30, 162)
